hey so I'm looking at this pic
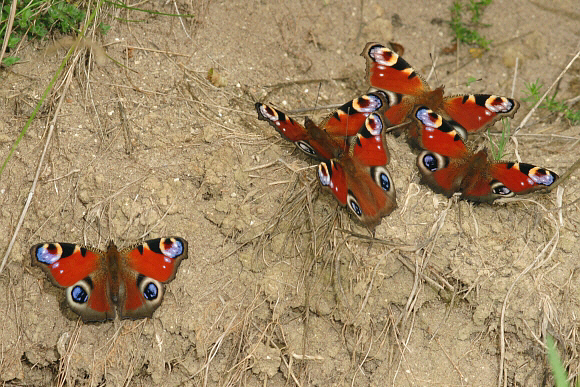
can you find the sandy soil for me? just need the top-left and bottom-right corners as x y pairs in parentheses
(1, 0), (579, 385)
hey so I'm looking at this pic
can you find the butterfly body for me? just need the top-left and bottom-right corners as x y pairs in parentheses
(413, 107), (558, 201)
(255, 92), (396, 228)
(362, 42), (520, 140)
(31, 237), (188, 322)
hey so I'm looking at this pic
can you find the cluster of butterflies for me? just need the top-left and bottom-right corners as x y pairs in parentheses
(31, 42), (559, 323)
(256, 42), (559, 228)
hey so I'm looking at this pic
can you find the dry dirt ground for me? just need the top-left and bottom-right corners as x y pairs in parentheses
(1, 0), (579, 386)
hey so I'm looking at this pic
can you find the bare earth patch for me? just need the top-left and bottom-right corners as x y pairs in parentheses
(1, 0), (579, 385)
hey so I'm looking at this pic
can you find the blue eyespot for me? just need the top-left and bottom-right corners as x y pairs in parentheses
(379, 172), (390, 191)
(348, 196), (363, 216)
(71, 285), (89, 304)
(161, 239), (184, 258)
(493, 185), (511, 195)
(143, 282), (159, 300)
(422, 154), (439, 172)
(36, 244), (61, 264)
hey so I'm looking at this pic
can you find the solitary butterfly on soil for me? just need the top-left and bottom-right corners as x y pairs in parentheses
(255, 92), (396, 228)
(411, 107), (558, 201)
(31, 237), (188, 322)
(362, 42), (520, 145)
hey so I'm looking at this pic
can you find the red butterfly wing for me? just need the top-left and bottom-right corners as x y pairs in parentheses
(416, 151), (459, 197)
(362, 42), (429, 96)
(318, 111), (396, 228)
(415, 110), (559, 201)
(31, 243), (114, 321)
(412, 107), (468, 159)
(121, 237), (188, 319)
(443, 94), (520, 133)
(318, 160), (348, 205)
(256, 103), (337, 159)
(318, 159), (396, 228)
(323, 93), (386, 136)
(31, 243), (101, 287)
(351, 112), (389, 166)
(490, 162), (558, 195)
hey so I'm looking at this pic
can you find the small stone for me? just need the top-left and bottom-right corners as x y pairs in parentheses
(78, 190), (90, 204)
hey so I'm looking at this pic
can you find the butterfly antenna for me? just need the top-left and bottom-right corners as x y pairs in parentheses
(314, 82), (323, 110)
(426, 51), (439, 83)
(384, 120), (412, 134)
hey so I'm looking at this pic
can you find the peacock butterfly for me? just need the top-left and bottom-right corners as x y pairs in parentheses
(361, 42), (520, 144)
(31, 237), (188, 322)
(411, 106), (558, 201)
(255, 92), (396, 228)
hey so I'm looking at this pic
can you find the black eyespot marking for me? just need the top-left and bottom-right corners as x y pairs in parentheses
(379, 173), (390, 191)
(371, 166), (392, 192)
(71, 285), (89, 304)
(296, 141), (317, 156)
(422, 154), (439, 172)
(492, 184), (512, 196)
(350, 200), (362, 216)
(347, 191), (363, 217)
(143, 283), (159, 300)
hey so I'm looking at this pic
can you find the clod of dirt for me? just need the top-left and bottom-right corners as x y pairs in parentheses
(251, 342), (281, 378)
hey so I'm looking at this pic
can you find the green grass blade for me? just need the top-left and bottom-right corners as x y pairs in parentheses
(547, 334), (570, 387)
(0, 0), (105, 178)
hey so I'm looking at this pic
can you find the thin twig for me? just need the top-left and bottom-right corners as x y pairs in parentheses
(0, 0), (17, 67)
(173, 0), (192, 40)
(497, 208), (560, 387)
(0, 69), (73, 275)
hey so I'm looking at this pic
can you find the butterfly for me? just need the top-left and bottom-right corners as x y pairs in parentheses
(411, 106), (558, 201)
(361, 42), (520, 145)
(31, 237), (188, 322)
(255, 92), (396, 228)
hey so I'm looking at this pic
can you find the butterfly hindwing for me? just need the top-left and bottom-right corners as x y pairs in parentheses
(318, 159), (396, 228)
(121, 237), (188, 319)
